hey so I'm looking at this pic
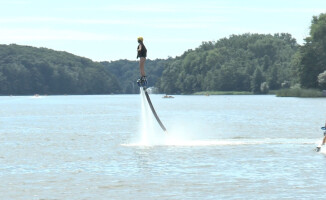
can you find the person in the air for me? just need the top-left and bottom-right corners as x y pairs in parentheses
(137, 36), (147, 83)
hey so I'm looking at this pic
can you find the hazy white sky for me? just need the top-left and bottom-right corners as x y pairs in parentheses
(0, 0), (325, 61)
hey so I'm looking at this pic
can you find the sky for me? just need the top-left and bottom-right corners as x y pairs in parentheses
(0, 0), (325, 62)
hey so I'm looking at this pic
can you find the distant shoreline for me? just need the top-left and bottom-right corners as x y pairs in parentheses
(193, 89), (326, 97)
(2, 88), (326, 98)
(193, 91), (253, 95)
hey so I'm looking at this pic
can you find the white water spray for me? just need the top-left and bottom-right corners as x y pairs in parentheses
(139, 88), (163, 145)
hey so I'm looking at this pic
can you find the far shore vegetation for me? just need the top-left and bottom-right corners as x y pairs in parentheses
(276, 88), (325, 98)
(193, 89), (326, 97)
(194, 91), (253, 95)
(193, 89), (326, 98)
(1, 13), (326, 97)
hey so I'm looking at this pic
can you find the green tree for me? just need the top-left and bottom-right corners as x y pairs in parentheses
(298, 13), (326, 88)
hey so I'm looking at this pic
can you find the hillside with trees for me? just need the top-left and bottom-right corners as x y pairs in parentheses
(158, 33), (299, 94)
(0, 44), (120, 95)
(0, 44), (171, 95)
(0, 13), (325, 96)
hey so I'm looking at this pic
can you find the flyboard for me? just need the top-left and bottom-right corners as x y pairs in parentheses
(315, 127), (326, 152)
(137, 77), (168, 133)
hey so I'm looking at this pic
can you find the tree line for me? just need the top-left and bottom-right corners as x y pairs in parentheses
(0, 44), (120, 95)
(0, 44), (170, 95)
(157, 13), (326, 94)
(0, 13), (325, 95)
(158, 33), (298, 94)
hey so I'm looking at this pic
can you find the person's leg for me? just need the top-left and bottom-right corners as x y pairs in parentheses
(139, 57), (146, 77)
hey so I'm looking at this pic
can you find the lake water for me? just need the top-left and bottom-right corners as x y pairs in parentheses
(0, 94), (326, 200)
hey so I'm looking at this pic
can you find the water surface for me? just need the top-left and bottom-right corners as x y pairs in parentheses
(0, 95), (326, 199)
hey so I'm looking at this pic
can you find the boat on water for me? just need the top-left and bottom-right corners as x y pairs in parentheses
(163, 95), (174, 98)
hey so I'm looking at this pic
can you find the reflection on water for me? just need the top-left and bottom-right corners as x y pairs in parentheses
(0, 95), (326, 199)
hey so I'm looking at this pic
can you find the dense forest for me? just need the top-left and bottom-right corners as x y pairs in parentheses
(0, 45), (120, 95)
(160, 13), (326, 94)
(158, 33), (298, 94)
(0, 44), (170, 95)
(1, 13), (325, 95)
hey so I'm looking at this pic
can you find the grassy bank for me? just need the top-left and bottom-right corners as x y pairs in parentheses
(276, 88), (325, 97)
(194, 91), (253, 95)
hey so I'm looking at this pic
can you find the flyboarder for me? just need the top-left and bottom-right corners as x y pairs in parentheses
(316, 121), (326, 152)
(321, 121), (326, 145)
(137, 36), (147, 86)
(135, 37), (168, 133)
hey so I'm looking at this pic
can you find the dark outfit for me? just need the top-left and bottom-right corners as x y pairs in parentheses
(137, 43), (147, 58)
